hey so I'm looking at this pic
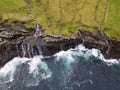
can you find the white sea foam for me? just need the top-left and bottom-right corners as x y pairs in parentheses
(0, 56), (52, 86)
(26, 56), (52, 87)
(104, 59), (120, 66)
(0, 57), (30, 82)
(28, 56), (42, 73)
(0, 44), (119, 87)
(75, 44), (86, 50)
(92, 49), (99, 57)
(54, 50), (75, 69)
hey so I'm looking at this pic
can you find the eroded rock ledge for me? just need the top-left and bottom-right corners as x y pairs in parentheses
(0, 27), (120, 67)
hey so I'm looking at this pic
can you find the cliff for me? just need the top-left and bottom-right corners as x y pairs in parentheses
(0, 25), (120, 67)
(0, 0), (120, 67)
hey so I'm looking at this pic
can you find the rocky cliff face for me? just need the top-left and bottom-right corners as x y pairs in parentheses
(0, 25), (120, 67)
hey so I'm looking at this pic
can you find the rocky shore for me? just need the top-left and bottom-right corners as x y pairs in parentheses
(0, 25), (120, 67)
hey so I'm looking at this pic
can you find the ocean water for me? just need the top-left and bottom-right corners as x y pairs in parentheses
(0, 45), (120, 90)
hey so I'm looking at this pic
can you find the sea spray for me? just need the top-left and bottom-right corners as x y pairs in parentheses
(0, 44), (120, 90)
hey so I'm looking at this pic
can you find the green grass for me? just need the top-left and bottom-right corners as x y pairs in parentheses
(105, 0), (120, 38)
(0, 0), (120, 38)
(0, 0), (29, 21)
(0, 0), (24, 9)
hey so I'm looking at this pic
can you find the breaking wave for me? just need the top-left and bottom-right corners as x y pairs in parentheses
(0, 44), (120, 90)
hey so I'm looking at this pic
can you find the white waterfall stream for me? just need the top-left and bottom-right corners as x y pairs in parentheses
(34, 19), (42, 37)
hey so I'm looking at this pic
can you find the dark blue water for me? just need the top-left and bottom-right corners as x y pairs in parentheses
(0, 45), (120, 90)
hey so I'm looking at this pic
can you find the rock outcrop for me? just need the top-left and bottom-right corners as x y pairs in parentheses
(0, 26), (120, 67)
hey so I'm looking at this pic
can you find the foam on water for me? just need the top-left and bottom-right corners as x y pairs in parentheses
(0, 57), (30, 82)
(26, 56), (52, 87)
(0, 44), (119, 88)
(54, 44), (119, 69)
(104, 59), (119, 66)
(0, 56), (52, 86)
(28, 56), (43, 73)
(75, 44), (86, 50)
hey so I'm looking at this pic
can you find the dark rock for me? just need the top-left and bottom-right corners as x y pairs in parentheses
(0, 27), (120, 67)
(0, 42), (18, 67)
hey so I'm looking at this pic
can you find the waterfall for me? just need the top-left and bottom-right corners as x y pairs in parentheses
(60, 43), (63, 51)
(15, 43), (42, 58)
(102, 31), (111, 55)
(16, 44), (20, 56)
(1, 44), (120, 90)
(106, 45), (111, 55)
(21, 43), (26, 57)
(33, 19), (42, 37)
(37, 46), (42, 55)
(105, 39), (111, 55)
(78, 30), (85, 45)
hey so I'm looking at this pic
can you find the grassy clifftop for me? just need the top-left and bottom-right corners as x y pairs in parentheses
(0, 0), (120, 38)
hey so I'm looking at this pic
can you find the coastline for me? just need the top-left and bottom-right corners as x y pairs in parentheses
(0, 27), (120, 67)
